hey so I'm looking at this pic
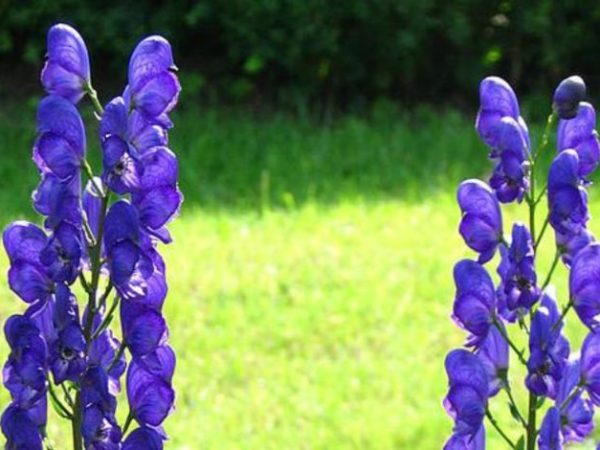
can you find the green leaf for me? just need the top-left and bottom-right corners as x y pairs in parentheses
(48, 389), (71, 419)
(515, 436), (525, 450)
(508, 402), (521, 423)
(536, 396), (546, 409)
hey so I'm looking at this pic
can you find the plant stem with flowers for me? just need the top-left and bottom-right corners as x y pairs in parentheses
(0, 24), (183, 449)
(443, 74), (600, 450)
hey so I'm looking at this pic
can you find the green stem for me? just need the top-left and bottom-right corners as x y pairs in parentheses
(91, 293), (120, 341)
(551, 300), (572, 332)
(541, 251), (560, 291)
(504, 384), (527, 428)
(108, 341), (126, 373)
(526, 389), (537, 450)
(85, 84), (105, 116)
(486, 409), (516, 449)
(122, 410), (135, 435)
(47, 381), (72, 419)
(534, 215), (549, 250)
(72, 393), (83, 450)
(493, 320), (527, 365)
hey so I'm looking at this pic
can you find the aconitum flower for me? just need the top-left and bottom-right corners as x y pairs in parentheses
(548, 150), (589, 235)
(443, 349), (489, 437)
(452, 260), (495, 348)
(502, 223), (540, 311)
(41, 24), (90, 103)
(557, 102), (600, 177)
(475, 324), (508, 397)
(122, 426), (166, 450)
(556, 228), (595, 267)
(476, 76), (530, 151)
(457, 179), (502, 263)
(0, 401), (46, 450)
(556, 359), (594, 443)
(526, 290), (570, 398)
(488, 117), (530, 203)
(443, 425), (485, 450)
(581, 331), (600, 405)
(570, 243), (600, 330)
(538, 407), (563, 450)
(553, 76), (587, 120)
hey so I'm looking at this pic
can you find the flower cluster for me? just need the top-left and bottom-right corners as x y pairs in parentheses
(444, 74), (600, 450)
(1, 23), (181, 449)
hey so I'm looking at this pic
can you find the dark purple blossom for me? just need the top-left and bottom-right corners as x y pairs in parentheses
(443, 425), (485, 450)
(570, 243), (600, 330)
(457, 179), (502, 263)
(502, 223), (540, 311)
(0, 400), (46, 450)
(475, 324), (508, 397)
(548, 150), (589, 235)
(538, 407), (563, 450)
(443, 349), (489, 437)
(557, 102), (600, 177)
(452, 260), (495, 348)
(122, 426), (166, 450)
(556, 229), (595, 267)
(526, 290), (570, 398)
(553, 76), (586, 120)
(41, 24), (90, 103)
(581, 331), (600, 405)
(556, 359), (594, 443)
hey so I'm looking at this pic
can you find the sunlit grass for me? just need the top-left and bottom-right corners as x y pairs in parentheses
(0, 103), (599, 448)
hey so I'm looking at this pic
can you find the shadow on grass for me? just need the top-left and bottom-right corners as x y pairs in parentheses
(0, 101), (556, 225)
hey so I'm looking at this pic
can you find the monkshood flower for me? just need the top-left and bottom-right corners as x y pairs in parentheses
(475, 324), (508, 397)
(556, 228), (595, 267)
(495, 244), (519, 323)
(488, 117), (530, 203)
(538, 407), (563, 450)
(557, 102), (600, 178)
(33, 173), (83, 231)
(443, 425), (485, 450)
(581, 331), (600, 405)
(570, 243), (600, 330)
(548, 150), (589, 236)
(452, 260), (495, 348)
(553, 76), (587, 120)
(502, 223), (540, 311)
(457, 179), (503, 263)
(476, 76), (530, 151)
(555, 359), (594, 443)
(443, 349), (489, 438)
(1, 399), (46, 450)
(41, 24), (90, 103)
(526, 290), (570, 398)
(122, 426), (167, 450)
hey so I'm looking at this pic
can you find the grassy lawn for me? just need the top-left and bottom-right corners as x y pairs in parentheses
(0, 101), (598, 448)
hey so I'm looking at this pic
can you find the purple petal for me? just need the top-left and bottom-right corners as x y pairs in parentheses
(37, 95), (85, 156)
(571, 243), (600, 330)
(3, 221), (47, 264)
(128, 36), (176, 94)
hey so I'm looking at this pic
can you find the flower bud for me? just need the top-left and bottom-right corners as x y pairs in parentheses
(553, 75), (586, 119)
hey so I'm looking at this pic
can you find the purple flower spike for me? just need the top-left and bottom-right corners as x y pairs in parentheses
(41, 23), (91, 103)
(502, 223), (540, 311)
(475, 324), (508, 397)
(526, 289), (570, 398)
(452, 260), (495, 348)
(548, 150), (589, 236)
(570, 243), (600, 330)
(553, 75), (586, 120)
(443, 425), (485, 450)
(457, 179), (502, 263)
(538, 407), (563, 450)
(557, 102), (600, 177)
(443, 349), (488, 437)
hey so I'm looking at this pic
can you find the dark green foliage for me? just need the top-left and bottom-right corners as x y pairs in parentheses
(1, 1), (600, 108)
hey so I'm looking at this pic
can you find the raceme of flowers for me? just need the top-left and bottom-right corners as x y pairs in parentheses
(444, 74), (600, 449)
(1, 23), (182, 449)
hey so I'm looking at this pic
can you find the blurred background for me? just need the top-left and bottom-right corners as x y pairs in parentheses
(1, 1), (600, 448)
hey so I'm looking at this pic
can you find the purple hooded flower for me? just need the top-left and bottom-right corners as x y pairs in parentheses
(556, 228), (595, 267)
(33, 173), (82, 230)
(570, 243), (600, 330)
(33, 95), (86, 180)
(443, 349), (489, 437)
(556, 359), (594, 443)
(475, 324), (508, 397)
(457, 179), (502, 263)
(488, 117), (530, 203)
(82, 404), (122, 450)
(548, 150), (589, 236)
(127, 36), (180, 123)
(40, 222), (84, 284)
(122, 426), (166, 450)
(452, 260), (495, 348)
(553, 75), (586, 120)
(41, 24), (90, 103)
(443, 425), (485, 450)
(502, 223), (540, 311)
(557, 102), (600, 177)
(121, 301), (167, 358)
(1, 400), (46, 450)
(476, 76), (530, 151)
(581, 331), (600, 405)
(526, 290), (570, 398)
(538, 407), (563, 450)
(3, 221), (54, 304)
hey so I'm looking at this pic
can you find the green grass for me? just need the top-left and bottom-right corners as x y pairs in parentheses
(0, 101), (598, 448)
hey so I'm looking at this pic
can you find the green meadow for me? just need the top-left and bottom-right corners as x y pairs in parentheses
(0, 102), (598, 448)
